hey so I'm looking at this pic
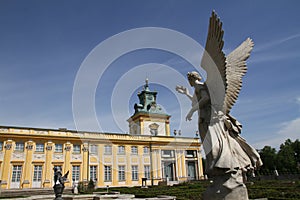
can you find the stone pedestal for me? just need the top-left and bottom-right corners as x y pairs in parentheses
(53, 184), (64, 200)
(203, 171), (249, 200)
(203, 183), (248, 200)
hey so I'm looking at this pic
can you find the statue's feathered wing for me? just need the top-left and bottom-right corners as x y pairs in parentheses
(224, 38), (253, 114)
(201, 11), (253, 114)
(63, 170), (69, 179)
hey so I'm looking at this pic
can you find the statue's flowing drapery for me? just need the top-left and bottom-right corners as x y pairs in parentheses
(202, 112), (262, 178)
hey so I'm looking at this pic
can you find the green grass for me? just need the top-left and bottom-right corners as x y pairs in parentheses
(94, 180), (300, 200)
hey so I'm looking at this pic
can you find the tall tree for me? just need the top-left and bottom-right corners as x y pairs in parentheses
(276, 139), (297, 172)
(291, 139), (300, 169)
(259, 146), (277, 172)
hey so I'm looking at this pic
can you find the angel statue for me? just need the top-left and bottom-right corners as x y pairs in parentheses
(176, 11), (262, 200)
(53, 167), (69, 200)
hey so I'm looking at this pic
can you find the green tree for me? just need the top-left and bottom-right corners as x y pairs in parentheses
(276, 139), (297, 172)
(291, 139), (300, 170)
(259, 146), (277, 173)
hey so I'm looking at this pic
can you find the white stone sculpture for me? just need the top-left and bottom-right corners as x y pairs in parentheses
(176, 11), (263, 200)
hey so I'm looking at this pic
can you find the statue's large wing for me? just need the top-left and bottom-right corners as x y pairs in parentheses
(201, 11), (227, 113)
(63, 170), (69, 179)
(224, 38), (254, 114)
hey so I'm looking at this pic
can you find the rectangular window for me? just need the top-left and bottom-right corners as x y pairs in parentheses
(143, 146), (149, 154)
(33, 165), (42, 181)
(15, 142), (24, 151)
(73, 144), (81, 154)
(144, 165), (150, 179)
(35, 143), (44, 152)
(55, 144), (63, 153)
(104, 165), (112, 181)
(72, 166), (80, 182)
(118, 146), (125, 154)
(132, 165), (138, 181)
(0, 142), (3, 151)
(12, 165), (22, 182)
(118, 165), (125, 181)
(162, 150), (174, 158)
(90, 166), (97, 182)
(131, 146), (138, 154)
(186, 150), (197, 158)
(90, 144), (98, 154)
(104, 145), (112, 155)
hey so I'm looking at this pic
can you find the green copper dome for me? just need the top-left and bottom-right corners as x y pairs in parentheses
(133, 79), (168, 115)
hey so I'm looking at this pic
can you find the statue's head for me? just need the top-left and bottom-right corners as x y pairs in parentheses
(53, 167), (62, 174)
(187, 71), (202, 86)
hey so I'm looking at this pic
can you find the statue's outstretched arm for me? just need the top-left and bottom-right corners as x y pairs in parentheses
(186, 88), (210, 121)
(175, 85), (193, 101)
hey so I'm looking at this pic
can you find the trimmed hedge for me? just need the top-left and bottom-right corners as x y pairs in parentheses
(92, 180), (300, 200)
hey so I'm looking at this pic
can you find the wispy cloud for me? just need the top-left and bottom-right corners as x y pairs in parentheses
(254, 33), (300, 53)
(249, 95), (300, 149)
(232, 93), (296, 121)
(161, 51), (207, 80)
(249, 51), (300, 64)
(253, 117), (300, 149)
(296, 97), (300, 105)
(247, 33), (300, 64)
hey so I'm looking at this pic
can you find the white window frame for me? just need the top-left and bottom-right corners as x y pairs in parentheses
(131, 146), (138, 155)
(162, 150), (174, 158)
(118, 145), (125, 154)
(33, 165), (43, 181)
(144, 165), (151, 179)
(104, 165), (112, 182)
(90, 144), (98, 154)
(15, 142), (24, 151)
(90, 166), (97, 182)
(118, 165), (125, 181)
(143, 146), (149, 154)
(72, 165), (80, 182)
(185, 150), (197, 158)
(73, 144), (81, 154)
(104, 145), (112, 155)
(132, 165), (138, 181)
(55, 144), (63, 153)
(35, 143), (44, 152)
(12, 165), (22, 182)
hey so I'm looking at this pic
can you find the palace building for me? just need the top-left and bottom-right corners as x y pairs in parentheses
(0, 80), (203, 189)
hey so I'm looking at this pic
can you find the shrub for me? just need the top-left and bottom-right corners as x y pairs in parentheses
(77, 180), (95, 194)
(87, 179), (95, 192)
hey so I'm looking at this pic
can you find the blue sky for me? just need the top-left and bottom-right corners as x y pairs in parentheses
(0, 0), (300, 149)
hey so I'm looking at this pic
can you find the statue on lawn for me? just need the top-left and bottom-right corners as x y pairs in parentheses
(176, 11), (262, 200)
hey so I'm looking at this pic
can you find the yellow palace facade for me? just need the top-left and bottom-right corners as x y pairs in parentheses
(0, 81), (203, 189)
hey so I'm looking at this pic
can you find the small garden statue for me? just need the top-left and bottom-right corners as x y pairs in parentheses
(53, 167), (69, 200)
